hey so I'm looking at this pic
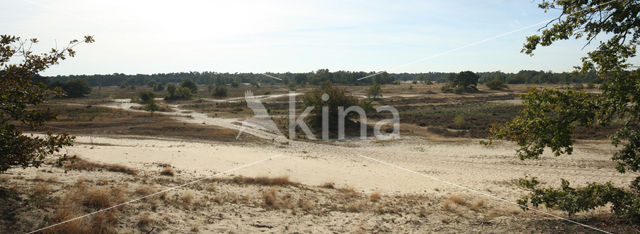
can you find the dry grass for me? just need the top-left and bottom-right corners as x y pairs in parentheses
(181, 192), (194, 209)
(346, 201), (365, 212)
(30, 182), (51, 207)
(137, 213), (154, 230)
(135, 185), (155, 196)
(370, 190), (382, 202)
(320, 182), (335, 189)
(338, 186), (360, 199)
(65, 156), (137, 175)
(262, 187), (279, 208)
(160, 167), (175, 176)
(230, 176), (296, 186)
(470, 198), (485, 211)
(45, 182), (125, 234)
(83, 188), (114, 209)
(447, 194), (466, 205)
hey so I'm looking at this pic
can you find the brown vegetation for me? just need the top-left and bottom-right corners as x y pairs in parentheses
(65, 156), (137, 175)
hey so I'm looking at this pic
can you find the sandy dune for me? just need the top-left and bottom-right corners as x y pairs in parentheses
(69, 134), (632, 203)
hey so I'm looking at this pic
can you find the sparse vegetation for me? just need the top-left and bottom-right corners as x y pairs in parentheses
(64, 156), (137, 175)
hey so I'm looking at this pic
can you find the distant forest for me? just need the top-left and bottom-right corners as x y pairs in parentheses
(44, 69), (601, 87)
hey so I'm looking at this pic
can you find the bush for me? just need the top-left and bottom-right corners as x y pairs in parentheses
(62, 78), (92, 98)
(166, 84), (192, 100)
(486, 79), (508, 90)
(138, 91), (155, 103)
(180, 78), (198, 93)
(441, 84), (453, 93)
(453, 86), (465, 94)
(517, 177), (640, 221)
(366, 82), (382, 100)
(153, 83), (164, 91)
(0, 35), (92, 172)
(302, 82), (359, 131)
(212, 85), (228, 98)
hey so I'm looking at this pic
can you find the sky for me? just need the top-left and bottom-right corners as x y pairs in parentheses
(2, 0), (635, 76)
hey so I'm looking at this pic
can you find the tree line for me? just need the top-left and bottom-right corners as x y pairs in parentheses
(42, 69), (602, 88)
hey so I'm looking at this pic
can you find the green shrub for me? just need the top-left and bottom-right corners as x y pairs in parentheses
(180, 78), (198, 93)
(302, 82), (358, 131)
(212, 86), (228, 98)
(62, 79), (92, 98)
(486, 79), (508, 90)
(138, 91), (155, 103)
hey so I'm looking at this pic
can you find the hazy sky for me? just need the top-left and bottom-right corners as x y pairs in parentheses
(3, 0), (635, 75)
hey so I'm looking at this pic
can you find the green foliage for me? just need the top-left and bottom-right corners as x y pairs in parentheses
(153, 83), (164, 91)
(167, 83), (176, 95)
(485, 79), (508, 90)
(453, 114), (465, 126)
(359, 98), (374, 114)
(517, 177), (640, 221)
(144, 99), (159, 116)
(0, 35), (93, 172)
(442, 71), (479, 93)
(138, 90), (155, 103)
(231, 81), (239, 88)
(490, 88), (600, 159)
(165, 83), (193, 100)
(212, 85), (228, 98)
(489, 0), (640, 221)
(440, 84), (453, 93)
(366, 82), (382, 100)
(303, 82), (359, 130)
(61, 78), (91, 97)
(180, 78), (198, 93)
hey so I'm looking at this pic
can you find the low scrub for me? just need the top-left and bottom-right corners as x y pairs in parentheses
(64, 156), (137, 175)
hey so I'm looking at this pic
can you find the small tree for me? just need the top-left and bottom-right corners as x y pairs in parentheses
(0, 35), (94, 172)
(303, 82), (359, 131)
(212, 85), (228, 98)
(366, 82), (382, 100)
(153, 83), (164, 91)
(452, 71), (479, 92)
(485, 79), (508, 90)
(62, 78), (92, 97)
(144, 99), (159, 116)
(488, 0), (640, 221)
(139, 90), (155, 103)
(167, 83), (177, 96)
(180, 78), (197, 93)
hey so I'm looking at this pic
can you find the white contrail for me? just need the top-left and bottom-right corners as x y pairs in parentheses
(358, 0), (620, 80)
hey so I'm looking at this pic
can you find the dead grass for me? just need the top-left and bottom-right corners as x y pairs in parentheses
(231, 176), (295, 186)
(83, 188), (114, 209)
(65, 156), (137, 175)
(45, 182), (125, 234)
(30, 182), (51, 207)
(207, 175), (298, 187)
(320, 182), (335, 189)
(338, 186), (360, 199)
(135, 185), (155, 196)
(262, 187), (279, 208)
(181, 192), (194, 209)
(447, 194), (466, 205)
(470, 198), (485, 211)
(370, 190), (382, 202)
(137, 213), (154, 230)
(160, 167), (175, 176)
